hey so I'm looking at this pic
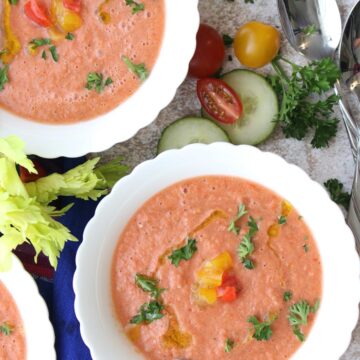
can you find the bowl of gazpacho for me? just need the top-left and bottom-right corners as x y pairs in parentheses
(0, 1), (199, 157)
(0, 255), (55, 359)
(74, 143), (360, 360)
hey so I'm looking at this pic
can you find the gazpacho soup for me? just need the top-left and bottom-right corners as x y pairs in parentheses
(0, 281), (26, 360)
(0, 0), (165, 123)
(112, 176), (322, 360)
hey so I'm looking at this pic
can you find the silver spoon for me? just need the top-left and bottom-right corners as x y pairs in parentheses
(278, 0), (358, 158)
(278, 0), (360, 246)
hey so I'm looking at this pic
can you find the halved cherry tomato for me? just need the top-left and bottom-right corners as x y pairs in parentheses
(19, 160), (47, 183)
(24, 0), (52, 27)
(216, 286), (237, 302)
(197, 78), (243, 124)
(221, 271), (238, 288)
(234, 21), (280, 68)
(63, 0), (81, 13)
(189, 24), (225, 78)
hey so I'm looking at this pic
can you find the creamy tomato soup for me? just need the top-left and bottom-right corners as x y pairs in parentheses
(112, 176), (322, 360)
(0, 0), (164, 123)
(0, 281), (26, 360)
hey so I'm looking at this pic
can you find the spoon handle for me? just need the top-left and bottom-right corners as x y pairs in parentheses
(348, 136), (360, 252)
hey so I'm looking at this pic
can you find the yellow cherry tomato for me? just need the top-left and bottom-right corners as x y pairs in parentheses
(51, 0), (82, 32)
(234, 21), (280, 68)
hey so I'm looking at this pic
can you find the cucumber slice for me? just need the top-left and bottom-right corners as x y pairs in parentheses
(157, 117), (230, 153)
(202, 70), (278, 145)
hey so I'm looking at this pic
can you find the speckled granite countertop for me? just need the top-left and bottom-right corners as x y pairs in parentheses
(95, 0), (360, 358)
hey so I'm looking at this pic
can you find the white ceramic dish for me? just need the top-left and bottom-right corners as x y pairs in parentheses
(0, 1), (199, 158)
(0, 255), (56, 360)
(74, 143), (360, 360)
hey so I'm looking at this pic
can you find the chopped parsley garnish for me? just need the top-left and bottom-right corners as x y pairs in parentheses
(237, 216), (258, 269)
(224, 338), (235, 352)
(0, 65), (9, 91)
(130, 300), (164, 324)
(122, 55), (148, 81)
(41, 50), (47, 60)
(49, 46), (58, 62)
(228, 204), (247, 235)
(222, 34), (233, 48)
(278, 215), (287, 225)
(85, 72), (113, 93)
(65, 33), (75, 41)
(248, 315), (275, 341)
(125, 0), (144, 14)
(324, 178), (351, 209)
(288, 300), (320, 341)
(8, 0), (18, 5)
(302, 24), (317, 36)
(168, 238), (197, 267)
(29, 38), (51, 50)
(135, 273), (165, 299)
(269, 56), (340, 148)
(283, 291), (293, 302)
(0, 49), (9, 56)
(303, 243), (309, 253)
(0, 323), (13, 336)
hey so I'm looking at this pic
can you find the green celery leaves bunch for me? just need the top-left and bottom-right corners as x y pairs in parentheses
(0, 136), (128, 271)
(269, 56), (341, 148)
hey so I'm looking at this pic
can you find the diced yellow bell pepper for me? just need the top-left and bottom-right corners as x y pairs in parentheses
(281, 200), (292, 217)
(197, 287), (217, 305)
(196, 267), (223, 288)
(267, 223), (279, 237)
(51, 0), (82, 32)
(208, 251), (233, 272)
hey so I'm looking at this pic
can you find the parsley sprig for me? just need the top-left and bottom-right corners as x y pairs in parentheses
(28, 38), (58, 62)
(269, 56), (340, 148)
(135, 273), (165, 299)
(130, 300), (164, 324)
(168, 238), (197, 267)
(248, 315), (275, 341)
(122, 55), (148, 81)
(125, 0), (144, 14)
(288, 299), (320, 341)
(0, 323), (13, 336)
(85, 72), (113, 93)
(302, 24), (317, 36)
(0, 65), (9, 91)
(237, 216), (258, 269)
(224, 338), (235, 352)
(324, 178), (351, 209)
(228, 204), (247, 235)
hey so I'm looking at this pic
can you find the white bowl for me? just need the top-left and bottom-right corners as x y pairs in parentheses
(0, 255), (56, 360)
(0, 1), (199, 158)
(74, 143), (360, 360)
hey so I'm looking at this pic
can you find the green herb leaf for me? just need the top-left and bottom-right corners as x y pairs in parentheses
(228, 204), (247, 235)
(0, 65), (9, 91)
(29, 38), (51, 50)
(237, 216), (258, 269)
(125, 0), (145, 14)
(130, 301), (164, 324)
(248, 315), (275, 341)
(302, 24), (317, 36)
(303, 243), (309, 253)
(135, 274), (165, 299)
(324, 178), (350, 209)
(278, 215), (287, 225)
(65, 33), (75, 41)
(122, 55), (148, 81)
(0, 323), (13, 336)
(283, 291), (293, 302)
(270, 57), (340, 148)
(222, 34), (233, 48)
(224, 338), (235, 352)
(85, 72), (113, 93)
(292, 325), (305, 342)
(8, 0), (18, 5)
(168, 238), (197, 267)
(311, 299), (320, 313)
(41, 50), (47, 60)
(49, 45), (58, 62)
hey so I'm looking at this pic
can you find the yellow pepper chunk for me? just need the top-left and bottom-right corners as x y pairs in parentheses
(197, 287), (217, 305)
(51, 0), (82, 32)
(208, 251), (233, 272)
(2, 0), (21, 64)
(267, 224), (279, 237)
(281, 200), (292, 217)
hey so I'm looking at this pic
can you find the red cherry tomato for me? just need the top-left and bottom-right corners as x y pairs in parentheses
(216, 286), (237, 302)
(189, 24), (225, 78)
(221, 271), (238, 287)
(19, 160), (47, 183)
(24, 0), (52, 27)
(63, 0), (81, 13)
(197, 78), (243, 124)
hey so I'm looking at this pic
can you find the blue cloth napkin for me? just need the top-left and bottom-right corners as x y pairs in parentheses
(36, 157), (99, 360)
